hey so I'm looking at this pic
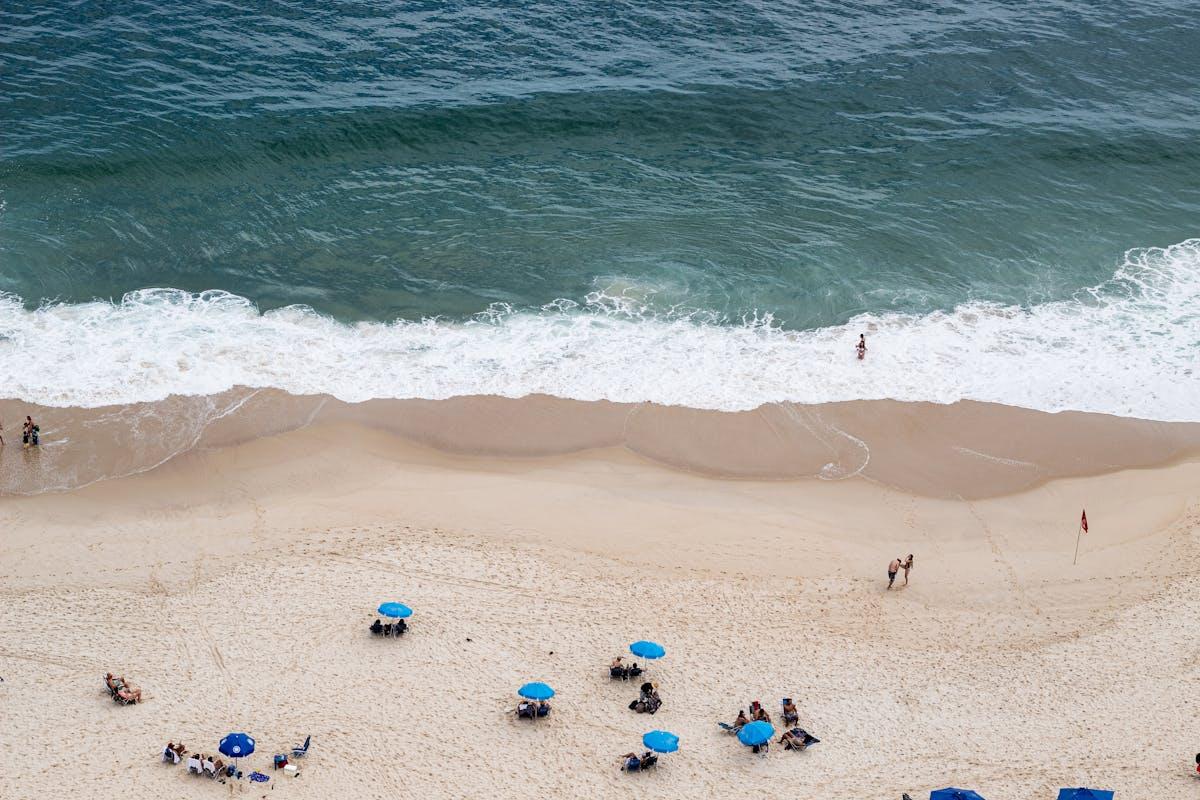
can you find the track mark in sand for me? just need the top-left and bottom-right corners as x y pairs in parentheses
(962, 499), (1040, 615)
(0, 646), (88, 670)
(322, 552), (594, 608)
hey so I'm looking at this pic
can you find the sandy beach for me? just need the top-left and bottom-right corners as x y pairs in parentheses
(1, 397), (1198, 799)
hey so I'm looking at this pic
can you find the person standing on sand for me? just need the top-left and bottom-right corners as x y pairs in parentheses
(902, 554), (914, 586)
(887, 556), (901, 589)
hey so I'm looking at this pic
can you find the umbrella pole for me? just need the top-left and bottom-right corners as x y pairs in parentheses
(1072, 523), (1082, 565)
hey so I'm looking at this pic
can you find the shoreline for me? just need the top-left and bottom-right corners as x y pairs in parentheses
(2, 390), (1199, 499)
(1, 412), (1197, 798)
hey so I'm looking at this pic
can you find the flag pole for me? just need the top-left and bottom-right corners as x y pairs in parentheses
(1072, 522), (1082, 565)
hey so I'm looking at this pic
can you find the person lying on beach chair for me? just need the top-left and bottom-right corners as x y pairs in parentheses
(517, 700), (537, 719)
(781, 698), (799, 725)
(780, 727), (820, 751)
(105, 673), (142, 703)
(718, 708), (750, 733)
(370, 619), (383, 635)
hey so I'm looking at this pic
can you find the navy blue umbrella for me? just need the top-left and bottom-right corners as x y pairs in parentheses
(377, 602), (412, 619)
(629, 640), (666, 660)
(219, 732), (255, 771)
(518, 682), (555, 700)
(642, 730), (680, 754)
(930, 789), (987, 800)
(1057, 790), (1113, 800)
(737, 720), (774, 747)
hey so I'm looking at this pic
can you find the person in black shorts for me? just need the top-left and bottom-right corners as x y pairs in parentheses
(887, 556), (901, 589)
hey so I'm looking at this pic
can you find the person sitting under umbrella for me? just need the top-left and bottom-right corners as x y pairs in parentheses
(212, 757), (226, 777)
(369, 619), (383, 635)
(610, 656), (627, 679)
(202, 755), (216, 776)
(517, 700), (537, 719)
(619, 751), (657, 772)
(536, 700), (551, 717)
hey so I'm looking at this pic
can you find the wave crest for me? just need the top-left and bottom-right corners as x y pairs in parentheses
(1, 240), (1197, 420)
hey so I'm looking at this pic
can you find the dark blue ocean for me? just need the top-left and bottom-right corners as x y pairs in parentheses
(1, 1), (1197, 417)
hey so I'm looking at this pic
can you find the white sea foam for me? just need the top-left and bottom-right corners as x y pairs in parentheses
(1, 241), (1197, 420)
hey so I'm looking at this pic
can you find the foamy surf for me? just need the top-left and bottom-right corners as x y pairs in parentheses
(1, 241), (1197, 421)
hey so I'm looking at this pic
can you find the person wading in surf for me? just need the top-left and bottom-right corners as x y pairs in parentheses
(856, 334), (867, 360)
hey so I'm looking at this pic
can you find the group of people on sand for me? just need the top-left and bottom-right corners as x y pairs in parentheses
(160, 742), (228, 778)
(105, 672), (142, 704)
(368, 618), (407, 637)
(0, 415), (39, 448)
(723, 698), (818, 753)
(608, 656), (643, 681)
(516, 698), (552, 719)
(619, 750), (659, 772)
(887, 554), (915, 590)
(628, 681), (662, 715)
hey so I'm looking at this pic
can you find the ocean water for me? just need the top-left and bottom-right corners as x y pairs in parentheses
(1, 1), (1198, 418)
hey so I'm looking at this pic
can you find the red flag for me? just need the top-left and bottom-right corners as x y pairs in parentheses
(1080, 509), (1088, 533)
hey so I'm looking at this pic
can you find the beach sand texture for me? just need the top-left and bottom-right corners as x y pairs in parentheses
(1, 411), (1198, 799)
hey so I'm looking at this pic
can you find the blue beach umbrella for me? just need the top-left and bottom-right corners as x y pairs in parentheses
(629, 640), (666, 660)
(219, 732), (255, 770)
(642, 730), (679, 753)
(930, 790), (987, 800)
(736, 720), (774, 747)
(1057, 790), (1113, 800)
(377, 602), (412, 619)
(518, 682), (555, 700)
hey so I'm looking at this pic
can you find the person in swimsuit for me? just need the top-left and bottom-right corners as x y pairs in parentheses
(902, 554), (914, 585)
(887, 557), (901, 589)
(856, 334), (867, 360)
(22, 416), (34, 447)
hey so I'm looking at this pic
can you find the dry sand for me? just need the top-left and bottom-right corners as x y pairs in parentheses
(1, 401), (1198, 799)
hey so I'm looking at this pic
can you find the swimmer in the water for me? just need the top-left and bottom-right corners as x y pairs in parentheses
(856, 334), (867, 360)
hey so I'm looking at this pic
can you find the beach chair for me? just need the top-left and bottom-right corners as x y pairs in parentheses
(291, 735), (311, 759)
(186, 756), (203, 775)
(640, 754), (659, 770)
(369, 619), (384, 636)
(717, 722), (742, 735)
(621, 756), (642, 773)
(162, 748), (179, 765)
(782, 728), (820, 752)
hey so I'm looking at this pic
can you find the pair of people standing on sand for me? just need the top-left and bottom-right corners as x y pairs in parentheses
(887, 554), (913, 589)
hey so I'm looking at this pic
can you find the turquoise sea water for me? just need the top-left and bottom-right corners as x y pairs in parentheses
(1, 1), (1198, 417)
